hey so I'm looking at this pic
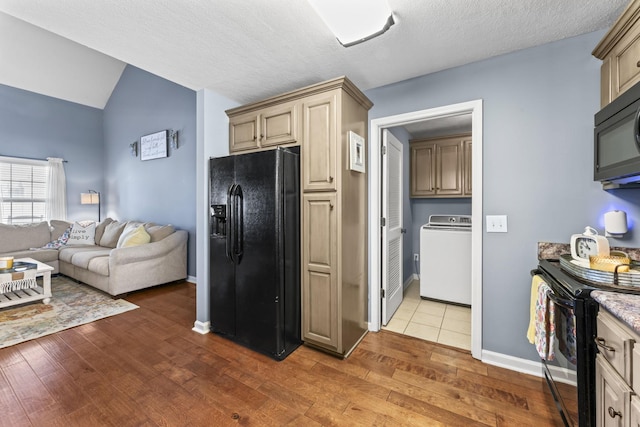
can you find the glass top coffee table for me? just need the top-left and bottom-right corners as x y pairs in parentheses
(0, 257), (55, 309)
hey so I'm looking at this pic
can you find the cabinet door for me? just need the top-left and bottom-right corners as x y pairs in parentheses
(302, 93), (337, 192)
(260, 102), (298, 148)
(611, 22), (640, 103)
(410, 142), (436, 197)
(436, 140), (463, 196)
(596, 355), (631, 427)
(463, 138), (472, 196)
(302, 193), (338, 351)
(229, 112), (259, 152)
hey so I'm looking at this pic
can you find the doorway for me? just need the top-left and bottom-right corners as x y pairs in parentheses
(369, 100), (483, 360)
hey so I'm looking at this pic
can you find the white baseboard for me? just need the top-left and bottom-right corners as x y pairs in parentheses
(404, 274), (418, 290)
(192, 320), (210, 334)
(481, 349), (577, 386)
(186, 275), (196, 283)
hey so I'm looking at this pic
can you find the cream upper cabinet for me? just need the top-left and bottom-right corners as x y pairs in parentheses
(228, 102), (298, 153)
(410, 133), (470, 198)
(260, 101), (298, 148)
(229, 111), (259, 152)
(302, 92), (337, 192)
(593, 0), (640, 107)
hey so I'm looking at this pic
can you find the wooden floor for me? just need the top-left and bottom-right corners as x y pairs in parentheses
(0, 281), (572, 426)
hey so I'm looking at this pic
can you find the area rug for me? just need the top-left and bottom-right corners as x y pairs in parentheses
(0, 275), (138, 349)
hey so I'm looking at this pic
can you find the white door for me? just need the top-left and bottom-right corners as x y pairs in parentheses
(381, 129), (404, 325)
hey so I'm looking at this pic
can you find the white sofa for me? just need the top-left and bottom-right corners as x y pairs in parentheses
(0, 218), (188, 297)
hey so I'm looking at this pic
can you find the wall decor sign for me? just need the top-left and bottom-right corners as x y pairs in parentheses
(349, 131), (365, 173)
(140, 130), (168, 161)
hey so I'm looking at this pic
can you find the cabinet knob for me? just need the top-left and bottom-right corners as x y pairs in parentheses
(260, 134), (264, 139)
(608, 407), (622, 419)
(637, 60), (640, 68)
(330, 203), (334, 210)
(329, 176), (334, 182)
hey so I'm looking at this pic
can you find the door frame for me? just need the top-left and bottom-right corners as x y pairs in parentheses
(368, 99), (483, 360)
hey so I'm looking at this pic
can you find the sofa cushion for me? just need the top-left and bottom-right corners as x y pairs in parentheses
(99, 221), (126, 248)
(58, 246), (110, 263)
(69, 249), (112, 269)
(117, 224), (150, 248)
(67, 222), (97, 245)
(50, 220), (73, 240)
(94, 218), (114, 245)
(145, 224), (175, 242)
(86, 256), (109, 276)
(0, 222), (51, 253)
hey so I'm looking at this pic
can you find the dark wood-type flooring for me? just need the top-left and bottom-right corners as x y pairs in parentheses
(0, 280), (573, 426)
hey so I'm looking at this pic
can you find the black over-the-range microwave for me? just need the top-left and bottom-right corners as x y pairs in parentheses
(595, 79), (640, 188)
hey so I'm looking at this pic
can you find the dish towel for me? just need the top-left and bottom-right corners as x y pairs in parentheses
(527, 275), (556, 360)
(557, 305), (577, 365)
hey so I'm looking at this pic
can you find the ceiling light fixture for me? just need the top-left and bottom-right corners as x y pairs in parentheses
(307, 0), (394, 47)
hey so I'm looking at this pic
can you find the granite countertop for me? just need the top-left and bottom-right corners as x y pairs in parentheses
(592, 290), (640, 334)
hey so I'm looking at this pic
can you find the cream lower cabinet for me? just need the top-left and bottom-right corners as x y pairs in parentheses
(595, 309), (640, 427)
(302, 193), (338, 349)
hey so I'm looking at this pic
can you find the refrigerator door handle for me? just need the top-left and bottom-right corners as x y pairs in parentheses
(233, 184), (244, 263)
(226, 184), (236, 262)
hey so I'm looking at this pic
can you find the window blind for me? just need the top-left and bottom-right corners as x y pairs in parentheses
(0, 158), (47, 224)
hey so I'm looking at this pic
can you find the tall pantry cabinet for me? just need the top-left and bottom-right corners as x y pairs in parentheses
(225, 77), (373, 357)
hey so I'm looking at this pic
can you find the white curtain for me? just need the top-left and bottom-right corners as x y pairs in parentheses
(46, 157), (67, 221)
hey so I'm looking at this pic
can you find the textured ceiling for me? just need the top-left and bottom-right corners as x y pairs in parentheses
(0, 0), (629, 109)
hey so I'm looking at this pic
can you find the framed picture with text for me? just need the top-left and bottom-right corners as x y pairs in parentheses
(140, 130), (168, 161)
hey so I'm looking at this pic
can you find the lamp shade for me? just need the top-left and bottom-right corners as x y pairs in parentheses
(307, 0), (394, 47)
(80, 192), (99, 205)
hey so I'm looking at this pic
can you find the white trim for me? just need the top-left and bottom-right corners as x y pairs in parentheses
(482, 350), (577, 386)
(404, 274), (417, 290)
(192, 320), (211, 334)
(186, 275), (196, 284)
(369, 99), (483, 360)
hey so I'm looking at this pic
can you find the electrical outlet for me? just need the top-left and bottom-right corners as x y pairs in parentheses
(486, 215), (508, 233)
(414, 253), (419, 261)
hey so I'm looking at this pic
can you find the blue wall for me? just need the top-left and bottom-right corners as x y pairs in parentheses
(103, 65), (197, 277)
(365, 30), (640, 362)
(0, 83), (103, 220)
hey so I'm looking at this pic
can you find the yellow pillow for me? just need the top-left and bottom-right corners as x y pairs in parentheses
(120, 225), (151, 248)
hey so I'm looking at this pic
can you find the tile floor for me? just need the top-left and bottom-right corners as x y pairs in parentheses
(382, 279), (471, 351)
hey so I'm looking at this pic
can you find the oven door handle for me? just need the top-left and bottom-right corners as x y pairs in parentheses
(547, 291), (574, 310)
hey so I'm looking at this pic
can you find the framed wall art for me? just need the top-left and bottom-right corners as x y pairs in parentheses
(349, 131), (365, 173)
(140, 130), (168, 161)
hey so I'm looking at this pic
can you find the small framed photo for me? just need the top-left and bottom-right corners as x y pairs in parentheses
(140, 130), (168, 161)
(349, 131), (365, 173)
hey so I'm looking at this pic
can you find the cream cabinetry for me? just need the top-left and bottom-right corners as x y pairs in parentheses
(410, 133), (471, 198)
(595, 309), (640, 426)
(225, 76), (372, 358)
(228, 101), (298, 152)
(593, 0), (640, 107)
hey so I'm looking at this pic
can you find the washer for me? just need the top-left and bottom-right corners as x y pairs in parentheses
(420, 214), (472, 305)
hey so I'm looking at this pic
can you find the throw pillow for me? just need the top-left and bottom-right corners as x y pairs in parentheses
(117, 225), (151, 248)
(42, 226), (72, 249)
(94, 217), (114, 245)
(145, 224), (175, 242)
(66, 222), (97, 245)
(99, 221), (127, 248)
(50, 220), (73, 241)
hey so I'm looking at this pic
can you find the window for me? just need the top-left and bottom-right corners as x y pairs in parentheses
(0, 158), (47, 224)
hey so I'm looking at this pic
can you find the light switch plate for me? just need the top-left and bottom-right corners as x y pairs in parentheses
(486, 215), (508, 233)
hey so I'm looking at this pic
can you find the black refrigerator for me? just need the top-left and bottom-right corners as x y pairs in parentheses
(209, 146), (301, 361)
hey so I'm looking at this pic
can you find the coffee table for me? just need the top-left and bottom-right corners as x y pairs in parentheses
(0, 257), (54, 309)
